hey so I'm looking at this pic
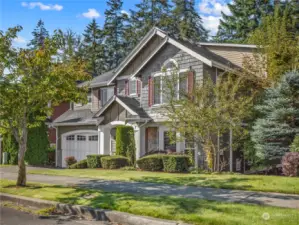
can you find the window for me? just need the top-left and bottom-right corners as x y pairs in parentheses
(77, 135), (86, 141)
(66, 135), (75, 141)
(185, 135), (195, 150)
(101, 87), (114, 106)
(129, 79), (137, 95)
(87, 92), (92, 103)
(164, 131), (176, 151)
(153, 70), (188, 105)
(89, 135), (98, 141)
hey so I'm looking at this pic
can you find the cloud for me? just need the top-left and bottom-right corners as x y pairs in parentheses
(199, 0), (230, 16)
(82, 9), (100, 19)
(13, 36), (27, 44)
(21, 2), (63, 11)
(201, 15), (221, 36)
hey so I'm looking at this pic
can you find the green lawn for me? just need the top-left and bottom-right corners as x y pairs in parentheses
(1, 179), (298, 225)
(29, 168), (299, 194)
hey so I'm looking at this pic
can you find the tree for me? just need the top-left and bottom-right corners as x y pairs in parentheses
(161, 68), (255, 171)
(251, 71), (299, 165)
(103, 0), (127, 70)
(215, 0), (273, 43)
(0, 26), (90, 186)
(128, 0), (171, 47)
(171, 0), (208, 41)
(54, 29), (84, 63)
(247, 5), (299, 83)
(81, 19), (105, 75)
(28, 19), (49, 49)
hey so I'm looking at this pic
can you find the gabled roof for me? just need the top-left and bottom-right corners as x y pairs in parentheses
(53, 109), (99, 126)
(78, 70), (115, 88)
(93, 95), (150, 120)
(107, 27), (251, 85)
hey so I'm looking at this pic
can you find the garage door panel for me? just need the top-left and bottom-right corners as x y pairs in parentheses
(62, 132), (99, 167)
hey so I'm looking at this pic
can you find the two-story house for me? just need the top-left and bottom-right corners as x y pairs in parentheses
(53, 27), (256, 168)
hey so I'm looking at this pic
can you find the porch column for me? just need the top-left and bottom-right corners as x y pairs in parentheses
(158, 126), (164, 150)
(98, 126), (105, 155)
(134, 126), (141, 160)
(176, 132), (184, 153)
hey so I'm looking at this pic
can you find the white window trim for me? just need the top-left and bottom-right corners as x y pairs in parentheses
(152, 68), (189, 107)
(129, 77), (137, 96)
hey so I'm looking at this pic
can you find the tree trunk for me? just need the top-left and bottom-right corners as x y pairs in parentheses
(16, 141), (26, 186)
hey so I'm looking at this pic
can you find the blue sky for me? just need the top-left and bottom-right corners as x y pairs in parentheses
(0, 0), (231, 47)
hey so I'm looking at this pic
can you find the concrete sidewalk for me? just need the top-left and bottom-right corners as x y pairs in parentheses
(1, 166), (299, 209)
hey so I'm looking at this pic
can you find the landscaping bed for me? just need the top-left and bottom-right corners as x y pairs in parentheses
(0, 179), (298, 225)
(28, 168), (299, 194)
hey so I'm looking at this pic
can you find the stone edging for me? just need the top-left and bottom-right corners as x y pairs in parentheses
(0, 193), (190, 225)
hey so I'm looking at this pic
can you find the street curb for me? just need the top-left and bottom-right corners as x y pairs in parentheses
(0, 193), (190, 225)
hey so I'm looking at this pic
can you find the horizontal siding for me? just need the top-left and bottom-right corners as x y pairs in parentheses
(205, 46), (254, 68)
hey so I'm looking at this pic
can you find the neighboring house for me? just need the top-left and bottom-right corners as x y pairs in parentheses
(53, 27), (256, 169)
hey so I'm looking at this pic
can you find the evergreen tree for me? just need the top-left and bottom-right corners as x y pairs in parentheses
(82, 19), (105, 75)
(215, 0), (273, 43)
(25, 123), (49, 166)
(171, 0), (208, 41)
(128, 0), (171, 47)
(251, 71), (299, 165)
(103, 0), (127, 70)
(28, 19), (49, 49)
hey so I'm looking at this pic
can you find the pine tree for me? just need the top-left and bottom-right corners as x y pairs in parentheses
(103, 0), (127, 70)
(128, 0), (171, 47)
(171, 0), (208, 41)
(251, 71), (299, 165)
(28, 19), (49, 49)
(82, 19), (105, 75)
(215, 0), (273, 43)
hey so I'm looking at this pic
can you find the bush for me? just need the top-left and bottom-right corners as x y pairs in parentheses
(290, 135), (299, 152)
(69, 159), (88, 169)
(65, 156), (77, 167)
(136, 154), (164, 171)
(116, 126), (136, 165)
(282, 152), (299, 176)
(2, 133), (18, 165)
(162, 155), (189, 173)
(87, 154), (109, 168)
(101, 156), (129, 169)
(25, 123), (49, 166)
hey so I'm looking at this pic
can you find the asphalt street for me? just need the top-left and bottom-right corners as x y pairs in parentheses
(0, 206), (114, 225)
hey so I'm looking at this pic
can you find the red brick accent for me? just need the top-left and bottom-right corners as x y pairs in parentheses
(137, 79), (141, 97)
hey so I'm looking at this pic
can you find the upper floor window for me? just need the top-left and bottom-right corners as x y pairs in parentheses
(87, 92), (92, 103)
(129, 79), (137, 95)
(153, 69), (188, 105)
(101, 87), (114, 107)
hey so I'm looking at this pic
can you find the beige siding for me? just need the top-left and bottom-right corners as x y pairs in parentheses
(91, 88), (100, 112)
(102, 102), (131, 124)
(205, 46), (254, 68)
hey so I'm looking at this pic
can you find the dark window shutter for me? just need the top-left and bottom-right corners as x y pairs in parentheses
(148, 76), (153, 107)
(125, 80), (129, 96)
(187, 71), (194, 95)
(137, 79), (141, 97)
(114, 80), (117, 95)
(98, 89), (101, 100)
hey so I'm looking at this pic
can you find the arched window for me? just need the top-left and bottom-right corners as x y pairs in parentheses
(162, 58), (179, 71)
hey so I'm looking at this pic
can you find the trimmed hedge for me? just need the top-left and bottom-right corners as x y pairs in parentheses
(69, 159), (88, 169)
(116, 125), (136, 165)
(162, 155), (189, 173)
(101, 156), (129, 169)
(87, 154), (109, 168)
(136, 154), (164, 171)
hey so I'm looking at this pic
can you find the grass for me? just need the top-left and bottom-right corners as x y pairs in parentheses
(29, 168), (299, 194)
(0, 179), (298, 225)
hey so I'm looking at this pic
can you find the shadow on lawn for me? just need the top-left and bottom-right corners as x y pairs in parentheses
(130, 176), (254, 190)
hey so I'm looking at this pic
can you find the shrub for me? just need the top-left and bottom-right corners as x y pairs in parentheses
(2, 133), (18, 165)
(87, 154), (109, 168)
(290, 135), (299, 152)
(136, 154), (164, 171)
(162, 155), (189, 173)
(25, 123), (49, 166)
(69, 159), (88, 169)
(116, 126), (136, 165)
(101, 156), (129, 169)
(282, 152), (299, 176)
(65, 156), (77, 167)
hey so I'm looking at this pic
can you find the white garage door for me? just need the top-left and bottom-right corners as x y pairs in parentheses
(62, 131), (98, 167)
